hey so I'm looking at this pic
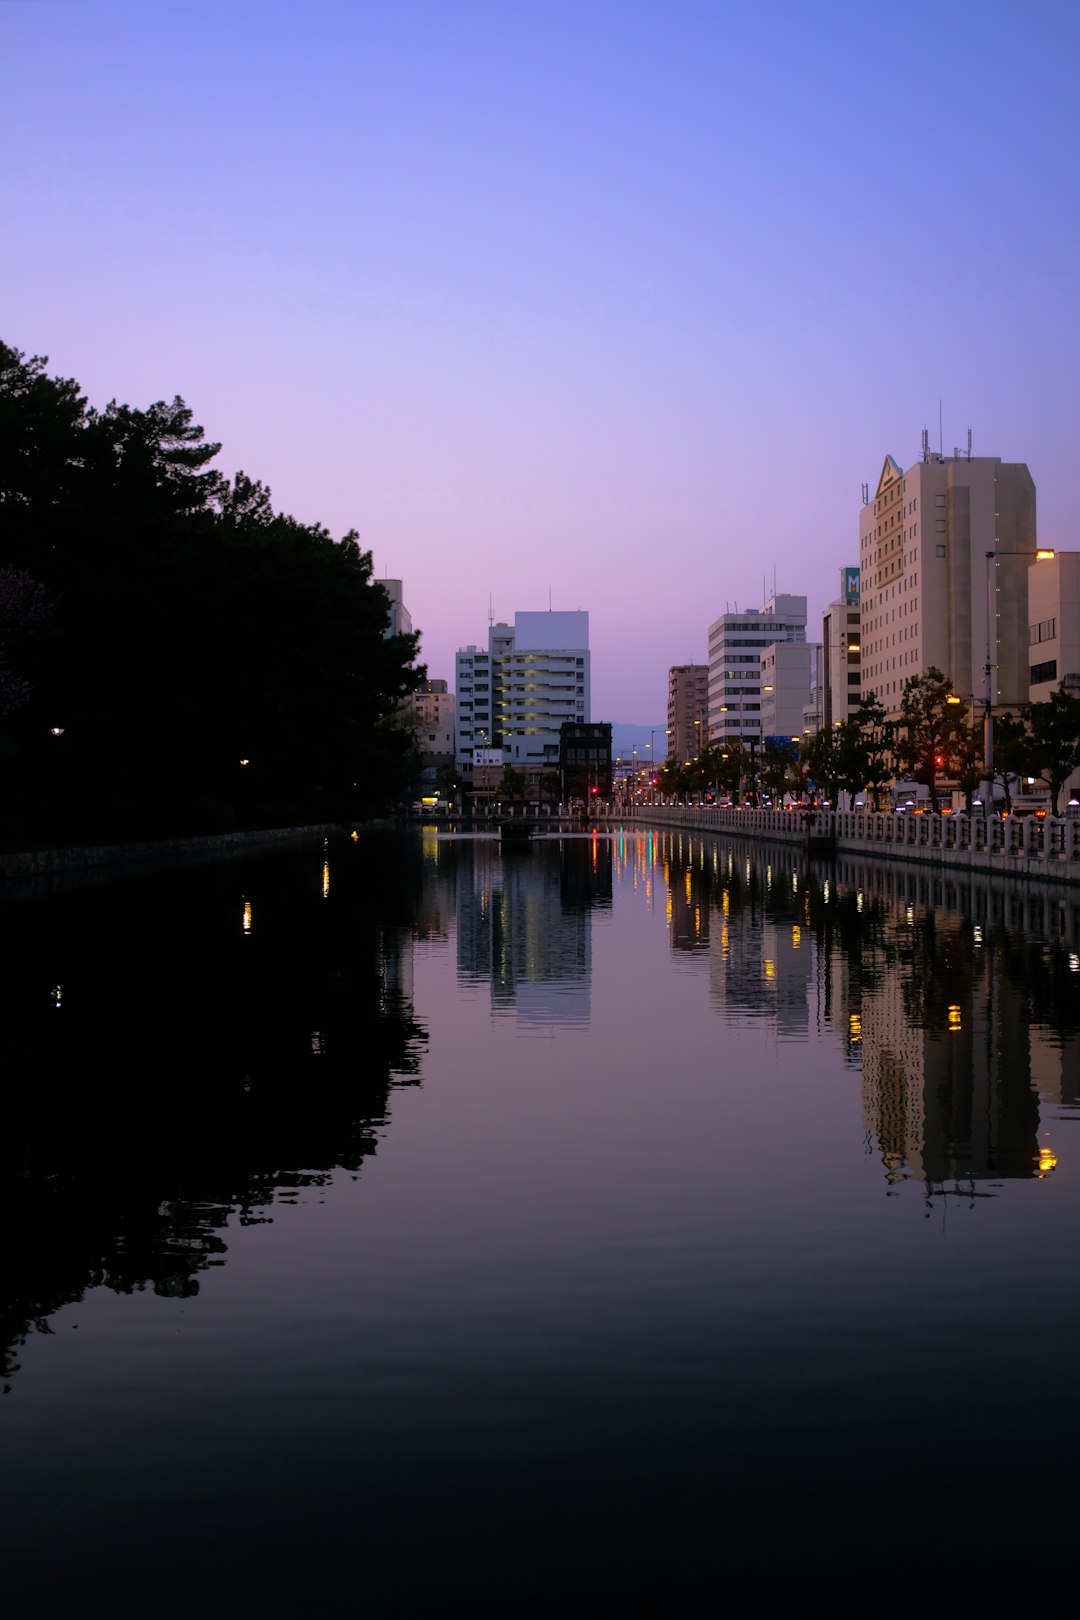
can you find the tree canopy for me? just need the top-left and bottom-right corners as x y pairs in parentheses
(0, 342), (423, 844)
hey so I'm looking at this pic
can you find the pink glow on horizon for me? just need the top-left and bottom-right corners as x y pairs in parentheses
(3, 1), (1078, 718)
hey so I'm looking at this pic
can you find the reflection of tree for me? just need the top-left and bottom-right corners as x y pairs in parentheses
(0, 833), (426, 1389)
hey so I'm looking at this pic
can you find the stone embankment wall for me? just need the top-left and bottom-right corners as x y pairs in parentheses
(0, 824), (339, 880)
(628, 806), (1080, 887)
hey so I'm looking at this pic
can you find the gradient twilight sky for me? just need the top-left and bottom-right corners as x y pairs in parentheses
(4, 0), (1078, 720)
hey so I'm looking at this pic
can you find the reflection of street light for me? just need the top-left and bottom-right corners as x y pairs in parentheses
(983, 547), (1054, 799)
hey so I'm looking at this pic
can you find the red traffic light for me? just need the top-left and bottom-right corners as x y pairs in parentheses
(590, 786), (598, 795)
(934, 754), (945, 767)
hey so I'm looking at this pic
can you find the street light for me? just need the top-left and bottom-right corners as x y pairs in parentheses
(983, 547), (1054, 801)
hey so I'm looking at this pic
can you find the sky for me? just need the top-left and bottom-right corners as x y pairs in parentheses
(3, 0), (1079, 722)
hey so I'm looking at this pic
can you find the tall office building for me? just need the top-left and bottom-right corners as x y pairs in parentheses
(667, 664), (709, 765)
(859, 447), (1036, 720)
(381, 579), (412, 638)
(820, 566), (862, 730)
(455, 610), (590, 782)
(707, 593), (807, 746)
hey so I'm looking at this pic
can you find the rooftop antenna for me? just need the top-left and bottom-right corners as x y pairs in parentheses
(549, 586), (552, 610)
(921, 427), (929, 463)
(939, 399), (943, 457)
(861, 481), (869, 505)
(967, 428), (972, 461)
(488, 594), (494, 628)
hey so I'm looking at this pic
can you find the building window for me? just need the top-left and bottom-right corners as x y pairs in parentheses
(936, 545), (946, 557)
(1031, 658), (1057, 685)
(934, 494), (946, 507)
(935, 519), (946, 532)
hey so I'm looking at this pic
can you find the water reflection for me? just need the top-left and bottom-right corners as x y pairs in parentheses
(616, 829), (1076, 1199)
(3, 824), (1078, 1398)
(450, 836), (611, 1029)
(0, 834), (426, 1389)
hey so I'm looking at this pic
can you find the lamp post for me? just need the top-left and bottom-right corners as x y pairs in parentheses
(983, 548), (1054, 802)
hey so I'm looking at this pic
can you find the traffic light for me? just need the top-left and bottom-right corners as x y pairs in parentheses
(934, 754), (945, 768)
(590, 786), (598, 795)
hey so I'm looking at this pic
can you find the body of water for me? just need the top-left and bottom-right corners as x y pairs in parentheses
(2, 828), (1079, 1609)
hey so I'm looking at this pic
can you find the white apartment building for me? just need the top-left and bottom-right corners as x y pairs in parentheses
(1028, 552), (1080, 701)
(820, 566), (862, 730)
(455, 610), (590, 780)
(760, 641), (817, 742)
(667, 664), (709, 765)
(707, 593), (807, 746)
(382, 578), (412, 638)
(859, 448), (1037, 720)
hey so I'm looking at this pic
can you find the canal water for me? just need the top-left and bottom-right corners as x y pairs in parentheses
(2, 828), (1079, 1609)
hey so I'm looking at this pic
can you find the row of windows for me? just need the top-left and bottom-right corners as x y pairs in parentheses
(1030, 618), (1057, 645)
(1031, 659), (1057, 684)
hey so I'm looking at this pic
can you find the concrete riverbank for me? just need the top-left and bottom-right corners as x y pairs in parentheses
(0, 823), (339, 881)
(624, 804), (1080, 886)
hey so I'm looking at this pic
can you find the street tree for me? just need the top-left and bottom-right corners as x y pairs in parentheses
(538, 771), (562, 807)
(992, 712), (1028, 812)
(805, 726), (843, 804)
(498, 765), (527, 803)
(1021, 689), (1080, 814)
(760, 739), (797, 803)
(894, 668), (959, 814)
(852, 693), (894, 810)
(951, 719), (984, 811)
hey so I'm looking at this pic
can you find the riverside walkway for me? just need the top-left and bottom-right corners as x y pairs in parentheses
(623, 804), (1080, 887)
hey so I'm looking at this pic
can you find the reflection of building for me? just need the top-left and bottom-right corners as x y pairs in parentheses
(706, 902), (810, 1040)
(860, 921), (1039, 1187)
(1031, 1022), (1080, 1110)
(455, 839), (609, 1027)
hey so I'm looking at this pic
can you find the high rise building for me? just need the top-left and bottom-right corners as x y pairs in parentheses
(455, 610), (590, 784)
(409, 679), (456, 771)
(1028, 550), (1080, 803)
(707, 594), (807, 746)
(820, 566), (862, 730)
(859, 447), (1036, 720)
(381, 579), (412, 638)
(667, 664), (708, 766)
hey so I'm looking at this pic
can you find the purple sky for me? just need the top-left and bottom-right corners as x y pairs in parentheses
(4, 1), (1078, 722)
